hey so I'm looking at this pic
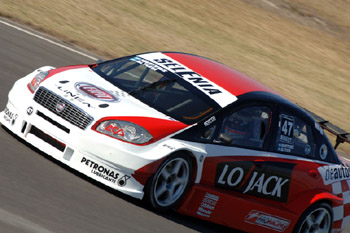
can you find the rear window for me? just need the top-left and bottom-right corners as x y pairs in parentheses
(93, 57), (219, 124)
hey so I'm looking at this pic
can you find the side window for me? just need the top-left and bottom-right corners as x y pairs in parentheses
(218, 106), (272, 149)
(276, 113), (315, 157)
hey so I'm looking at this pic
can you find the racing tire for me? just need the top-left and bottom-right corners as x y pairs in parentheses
(293, 202), (333, 233)
(144, 153), (193, 211)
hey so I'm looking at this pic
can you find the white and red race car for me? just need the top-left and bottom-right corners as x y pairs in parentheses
(1, 52), (350, 233)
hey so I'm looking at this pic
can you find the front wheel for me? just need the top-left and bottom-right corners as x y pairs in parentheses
(293, 202), (333, 233)
(144, 153), (193, 211)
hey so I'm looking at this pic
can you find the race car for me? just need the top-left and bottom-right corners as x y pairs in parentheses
(1, 51), (350, 233)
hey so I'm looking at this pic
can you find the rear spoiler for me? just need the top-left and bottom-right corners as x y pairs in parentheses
(303, 108), (350, 150)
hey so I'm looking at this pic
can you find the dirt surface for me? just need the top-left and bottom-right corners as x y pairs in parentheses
(245, 0), (350, 153)
(245, 0), (349, 40)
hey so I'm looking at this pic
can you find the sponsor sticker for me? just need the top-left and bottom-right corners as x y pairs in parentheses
(318, 164), (350, 185)
(215, 161), (294, 202)
(117, 175), (131, 187)
(319, 144), (328, 160)
(162, 144), (176, 151)
(3, 106), (18, 125)
(245, 210), (290, 232)
(130, 56), (168, 72)
(305, 144), (311, 155)
(204, 116), (216, 127)
(277, 143), (294, 153)
(196, 192), (219, 218)
(81, 157), (131, 187)
(137, 53), (237, 108)
(75, 82), (119, 102)
(315, 122), (324, 135)
(27, 106), (34, 115)
(56, 85), (92, 108)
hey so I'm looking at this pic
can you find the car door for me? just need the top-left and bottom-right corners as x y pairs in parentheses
(202, 106), (319, 205)
(267, 108), (328, 207)
(200, 102), (285, 201)
(188, 103), (301, 231)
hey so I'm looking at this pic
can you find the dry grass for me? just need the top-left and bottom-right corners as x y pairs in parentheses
(0, 0), (349, 153)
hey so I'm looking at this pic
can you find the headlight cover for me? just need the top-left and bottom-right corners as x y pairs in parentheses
(28, 70), (50, 93)
(96, 120), (153, 144)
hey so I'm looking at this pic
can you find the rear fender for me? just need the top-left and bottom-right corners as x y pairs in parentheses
(286, 188), (343, 215)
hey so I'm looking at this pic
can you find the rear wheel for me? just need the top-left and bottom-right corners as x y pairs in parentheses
(293, 202), (332, 233)
(144, 153), (192, 211)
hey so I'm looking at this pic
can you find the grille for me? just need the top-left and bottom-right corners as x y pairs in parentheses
(34, 87), (93, 130)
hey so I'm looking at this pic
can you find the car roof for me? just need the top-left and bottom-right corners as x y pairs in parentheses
(138, 52), (313, 121)
(236, 91), (313, 121)
(162, 52), (280, 97)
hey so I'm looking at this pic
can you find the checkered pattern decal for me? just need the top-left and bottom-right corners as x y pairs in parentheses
(332, 180), (350, 232)
(317, 164), (350, 232)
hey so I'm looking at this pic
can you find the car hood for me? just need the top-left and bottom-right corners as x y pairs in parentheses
(39, 65), (188, 139)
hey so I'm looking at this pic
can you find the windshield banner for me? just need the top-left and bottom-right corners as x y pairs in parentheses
(138, 53), (237, 108)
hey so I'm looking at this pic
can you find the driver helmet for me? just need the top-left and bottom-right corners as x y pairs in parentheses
(224, 111), (251, 140)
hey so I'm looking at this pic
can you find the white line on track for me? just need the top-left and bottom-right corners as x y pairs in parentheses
(0, 18), (97, 61)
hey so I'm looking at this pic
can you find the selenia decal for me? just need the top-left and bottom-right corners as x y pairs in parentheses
(137, 53), (237, 108)
(215, 161), (294, 202)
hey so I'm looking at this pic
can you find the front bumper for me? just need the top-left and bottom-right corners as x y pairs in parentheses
(0, 75), (164, 199)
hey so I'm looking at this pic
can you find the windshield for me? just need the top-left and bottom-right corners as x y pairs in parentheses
(92, 56), (219, 124)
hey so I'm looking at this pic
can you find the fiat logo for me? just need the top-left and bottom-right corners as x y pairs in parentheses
(75, 82), (119, 102)
(56, 102), (66, 113)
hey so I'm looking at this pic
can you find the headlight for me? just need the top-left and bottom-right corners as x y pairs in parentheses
(96, 120), (153, 144)
(28, 70), (50, 93)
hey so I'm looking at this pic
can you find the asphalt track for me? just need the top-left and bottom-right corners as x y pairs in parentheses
(0, 18), (349, 233)
(0, 18), (241, 233)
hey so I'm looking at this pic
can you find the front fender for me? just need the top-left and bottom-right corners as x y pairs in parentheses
(133, 139), (205, 186)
